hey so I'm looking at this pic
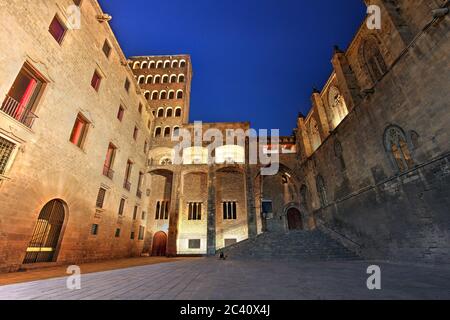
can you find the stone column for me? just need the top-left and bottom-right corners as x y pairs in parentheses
(296, 114), (313, 160)
(245, 164), (257, 239)
(167, 170), (181, 256)
(311, 89), (331, 140)
(206, 166), (216, 256)
(331, 47), (362, 111)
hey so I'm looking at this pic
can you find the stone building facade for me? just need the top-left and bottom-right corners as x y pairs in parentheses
(0, 0), (153, 272)
(0, 0), (448, 272)
(294, 0), (450, 264)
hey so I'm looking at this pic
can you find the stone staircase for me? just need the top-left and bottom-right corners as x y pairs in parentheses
(219, 230), (362, 261)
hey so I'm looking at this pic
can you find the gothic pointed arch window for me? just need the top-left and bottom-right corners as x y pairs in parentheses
(163, 127), (171, 138)
(334, 140), (346, 170)
(309, 118), (322, 152)
(362, 37), (387, 82)
(316, 175), (328, 208)
(384, 125), (414, 172)
(328, 86), (348, 126)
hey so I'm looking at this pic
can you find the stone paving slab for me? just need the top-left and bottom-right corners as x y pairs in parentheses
(0, 258), (449, 300)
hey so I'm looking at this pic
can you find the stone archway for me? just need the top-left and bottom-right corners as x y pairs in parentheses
(23, 199), (66, 264)
(151, 231), (167, 256)
(287, 207), (303, 230)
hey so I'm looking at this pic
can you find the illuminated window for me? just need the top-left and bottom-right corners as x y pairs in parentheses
(155, 201), (169, 220)
(91, 70), (102, 91)
(183, 147), (208, 165)
(69, 113), (89, 148)
(384, 125), (414, 172)
(215, 145), (245, 164)
(188, 202), (202, 220)
(223, 201), (237, 220)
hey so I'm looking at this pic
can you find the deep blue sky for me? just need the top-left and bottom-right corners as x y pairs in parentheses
(99, 0), (366, 135)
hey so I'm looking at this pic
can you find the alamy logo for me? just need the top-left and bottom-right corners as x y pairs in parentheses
(67, 5), (81, 30)
(366, 5), (381, 30)
(366, 265), (381, 290)
(172, 121), (281, 176)
(66, 265), (81, 290)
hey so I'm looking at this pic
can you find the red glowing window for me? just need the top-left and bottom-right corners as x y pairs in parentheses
(49, 15), (66, 44)
(91, 70), (102, 91)
(70, 114), (89, 148)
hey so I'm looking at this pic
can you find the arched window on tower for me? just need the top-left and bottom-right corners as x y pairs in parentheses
(156, 61), (163, 69)
(154, 75), (161, 84)
(141, 61), (148, 69)
(144, 91), (150, 100)
(164, 61), (171, 68)
(160, 91), (167, 100)
(151, 91), (158, 100)
(177, 90), (183, 99)
(157, 108), (164, 118)
(384, 125), (414, 172)
(162, 75), (169, 84)
(164, 127), (171, 138)
(168, 90), (175, 99)
(178, 74), (185, 83)
(175, 107), (182, 117)
(173, 126), (180, 138)
(146, 75), (153, 84)
(138, 76), (145, 84)
(362, 37), (387, 82)
(166, 108), (173, 117)
(316, 175), (328, 208)
(180, 60), (186, 68)
(170, 75), (177, 83)
(172, 60), (179, 68)
(149, 61), (155, 69)
(154, 127), (162, 137)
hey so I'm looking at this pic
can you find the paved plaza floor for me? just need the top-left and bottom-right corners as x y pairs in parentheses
(0, 258), (449, 300)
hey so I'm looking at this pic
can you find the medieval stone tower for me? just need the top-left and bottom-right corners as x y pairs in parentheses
(129, 55), (192, 152)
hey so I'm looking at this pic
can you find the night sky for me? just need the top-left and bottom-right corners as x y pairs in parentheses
(99, 0), (366, 135)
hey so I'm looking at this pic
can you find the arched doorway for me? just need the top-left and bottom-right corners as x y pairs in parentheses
(287, 208), (303, 230)
(23, 199), (66, 264)
(151, 231), (167, 256)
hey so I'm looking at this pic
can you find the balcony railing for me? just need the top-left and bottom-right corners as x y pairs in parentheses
(136, 189), (142, 198)
(103, 165), (114, 179)
(1, 95), (38, 128)
(123, 180), (131, 191)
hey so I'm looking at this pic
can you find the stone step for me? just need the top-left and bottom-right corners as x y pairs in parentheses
(221, 230), (361, 261)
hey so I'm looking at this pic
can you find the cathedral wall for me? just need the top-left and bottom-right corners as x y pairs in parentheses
(296, 10), (450, 264)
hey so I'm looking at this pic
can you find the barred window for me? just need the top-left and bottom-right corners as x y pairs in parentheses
(118, 198), (126, 216)
(96, 187), (106, 209)
(91, 224), (99, 236)
(188, 239), (201, 249)
(223, 201), (237, 220)
(188, 202), (202, 220)
(0, 137), (16, 175)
